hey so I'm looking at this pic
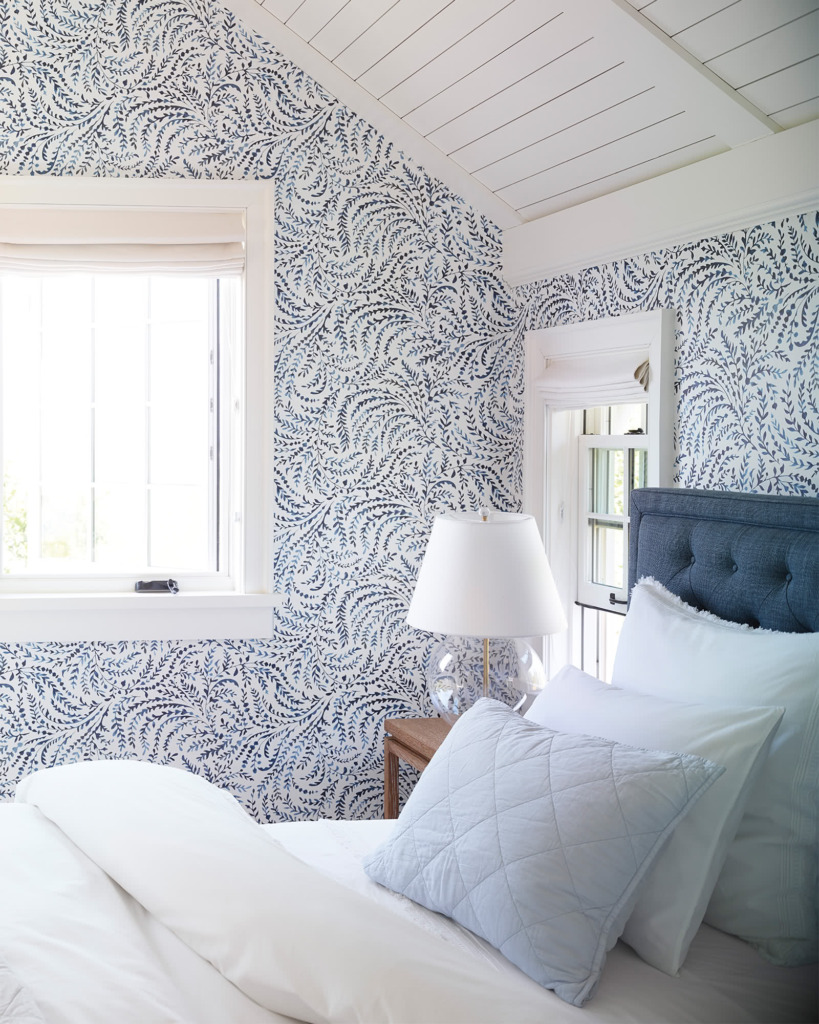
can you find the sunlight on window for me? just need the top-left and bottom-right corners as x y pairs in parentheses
(1, 274), (222, 577)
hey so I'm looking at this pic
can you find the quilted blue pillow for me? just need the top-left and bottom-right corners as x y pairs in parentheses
(364, 699), (723, 1007)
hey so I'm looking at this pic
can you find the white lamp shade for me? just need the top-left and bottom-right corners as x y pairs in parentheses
(407, 512), (567, 639)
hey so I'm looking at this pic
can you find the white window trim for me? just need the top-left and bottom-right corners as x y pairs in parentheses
(523, 309), (675, 675)
(577, 433), (647, 611)
(0, 176), (280, 641)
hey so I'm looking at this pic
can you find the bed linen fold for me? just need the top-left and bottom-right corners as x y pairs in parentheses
(0, 954), (44, 1024)
(0, 804), (284, 1024)
(15, 760), (553, 1024)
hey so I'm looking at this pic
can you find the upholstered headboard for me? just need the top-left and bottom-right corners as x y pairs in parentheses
(628, 488), (819, 633)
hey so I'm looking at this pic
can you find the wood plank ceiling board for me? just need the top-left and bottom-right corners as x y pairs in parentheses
(452, 60), (651, 173)
(774, 96), (819, 128)
(628, 0), (738, 38)
(406, 10), (586, 138)
(285, 0), (350, 42)
(707, 12), (819, 88)
(475, 86), (681, 192)
(380, 0), (559, 118)
(498, 108), (717, 209)
(741, 56), (819, 117)
(310, 0), (400, 62)
(426, 34), (610, 154)
(517, 135), (720, 221)
(260, 0), (303, 22)
(672, 0), (819, 63)
(242, 0), (816, 225)
(589, 0), (778, 146)
(351, 0), (511, 95)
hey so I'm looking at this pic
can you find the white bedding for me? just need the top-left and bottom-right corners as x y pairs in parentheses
(0, 805), (284, 1024)
(272, 820), (819, 1024)
(1, 761), (816, 1024)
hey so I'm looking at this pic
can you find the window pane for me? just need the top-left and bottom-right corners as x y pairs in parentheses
(591, 448), (625, 515)
(150, 485), (209, 569)
(1, 273), (219, 580)
(591, 522), (623, 588)
(39, 486), (91, 567)
(583, 403), (646, 435)
(94, 485), (146, 569)
(609, 403), (646, 434)
(631, 447), (648, 491)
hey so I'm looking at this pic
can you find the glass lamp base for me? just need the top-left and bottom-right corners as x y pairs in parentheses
(427, 637), (547, 723)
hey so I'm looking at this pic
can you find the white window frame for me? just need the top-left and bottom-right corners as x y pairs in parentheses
(577, 433), (647, 611)
(523, 309), (675, 676)
(0, 176), (279, 641)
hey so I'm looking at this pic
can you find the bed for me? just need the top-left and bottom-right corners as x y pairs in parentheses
(1, 487), (817, 1024)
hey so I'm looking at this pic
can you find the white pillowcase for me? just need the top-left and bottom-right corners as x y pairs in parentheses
(612, 577), (819, 966)
(364, 699), (722, 1007)
(525, 666), (783, 975)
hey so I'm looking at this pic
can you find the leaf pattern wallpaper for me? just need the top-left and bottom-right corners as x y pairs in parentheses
(518, 216), (819, 495)
(0, 0), (816, 818)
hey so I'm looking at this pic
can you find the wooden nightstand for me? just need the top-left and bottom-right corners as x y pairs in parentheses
(383, 717), (453, 819)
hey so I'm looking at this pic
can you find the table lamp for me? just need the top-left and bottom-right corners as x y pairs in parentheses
(407, 510), (567, 721)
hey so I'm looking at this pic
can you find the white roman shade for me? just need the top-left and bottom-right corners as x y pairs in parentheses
(0, 207), (245, 274)
(535, 348), (650, 408)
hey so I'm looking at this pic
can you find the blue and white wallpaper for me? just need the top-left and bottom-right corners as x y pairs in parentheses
(0, 0), (816, 819)
(0, 0), (519, 818)
(518, 216), (819, 494)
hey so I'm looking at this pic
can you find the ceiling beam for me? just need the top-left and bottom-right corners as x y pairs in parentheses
(503, 120), (819, 284)
(596, 0), (780, 146)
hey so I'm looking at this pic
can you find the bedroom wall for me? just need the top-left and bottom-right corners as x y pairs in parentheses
(1, 3), (816, 818)
(0, 0), (520, 816)
(517, 211), (819, 495)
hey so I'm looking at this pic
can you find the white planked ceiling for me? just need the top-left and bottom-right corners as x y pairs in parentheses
(248, 0), (819, 227)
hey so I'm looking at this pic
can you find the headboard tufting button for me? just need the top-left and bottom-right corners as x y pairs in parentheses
(732, 564), (738, 572)
(785, 572), (793, 583)
(689, 555), (695, 565)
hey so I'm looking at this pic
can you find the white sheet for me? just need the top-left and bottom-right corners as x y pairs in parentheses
(271, 818), (819, 1024)
(11, 761), (556, 1023)
(0, 805), (286, 1024)
(2, 762), (816, 1024)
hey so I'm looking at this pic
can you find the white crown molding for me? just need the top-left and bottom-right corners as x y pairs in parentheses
(503, 119), (819, 286)
(227, 0), (521, 230)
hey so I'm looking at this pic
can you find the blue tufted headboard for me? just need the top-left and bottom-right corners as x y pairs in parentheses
(628, 488), (819, 633)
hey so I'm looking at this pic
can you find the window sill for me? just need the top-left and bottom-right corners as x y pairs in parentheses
(0, 592), (284, 643)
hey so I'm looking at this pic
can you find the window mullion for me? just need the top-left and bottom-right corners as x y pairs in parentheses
(34, 278), (44, 568)
(210, 280), (219, 574)
(144, 279), (153, 573)
(90, 276), (97, 567)
(0, 281), (3, 578)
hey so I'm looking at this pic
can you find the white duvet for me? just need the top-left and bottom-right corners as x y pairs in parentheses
(2, 760), (816, 1024)
(6, 761), (554, 1024)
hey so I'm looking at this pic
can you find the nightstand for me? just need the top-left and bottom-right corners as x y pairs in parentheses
(383, 717), (452, 819)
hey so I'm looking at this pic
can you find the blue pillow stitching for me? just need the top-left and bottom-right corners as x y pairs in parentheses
(464, 714), (552, 975)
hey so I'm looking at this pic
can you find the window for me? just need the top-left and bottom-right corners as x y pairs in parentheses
(577, 404), (647, 611)
(576, 403), (647, 680)
(0, 177), (276, 641)
(1, 274), (240, 589)
(523, 310), (675, 679)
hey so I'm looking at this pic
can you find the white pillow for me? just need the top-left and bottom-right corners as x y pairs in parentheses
(364, 699), (722, 1007)
(612, 577), (819, 966)
(525, 665), (783, 975)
